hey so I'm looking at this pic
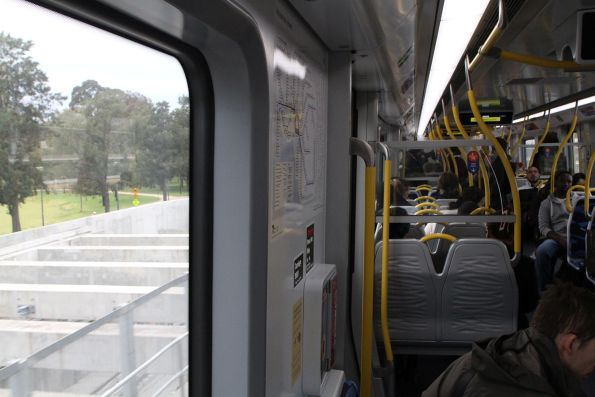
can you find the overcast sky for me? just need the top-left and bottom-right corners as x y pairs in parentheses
(0, 0), (188, 108)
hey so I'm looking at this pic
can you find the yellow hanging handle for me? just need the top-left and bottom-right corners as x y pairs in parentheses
(415, 195), (436, 202)
(550, 105), (578, 193)
(470, 206), (497, 215)
(443, 100), (473, 187)
(585, 152), (595, 215)
(451, 90), (490, 208)
(380, 159), (393, 364)
(434, 120), (459, 178)
(415, 202), (440, 209)
(429, 129), (449, 172)
(528, 114), (551, 168)
(420, 233), (457, 243)
(415, 208), (443, 216)
(467, 76), (521, 259)
(510, 123), (526, 161)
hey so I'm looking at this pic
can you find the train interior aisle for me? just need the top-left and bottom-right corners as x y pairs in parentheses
(0, 0), (594, 396)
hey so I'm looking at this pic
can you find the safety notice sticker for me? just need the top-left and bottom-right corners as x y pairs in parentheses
(306, 224), (314, 273)
(294, 253), (304, 287)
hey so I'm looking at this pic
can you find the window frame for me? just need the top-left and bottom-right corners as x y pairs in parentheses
(23, 1), (214, 395)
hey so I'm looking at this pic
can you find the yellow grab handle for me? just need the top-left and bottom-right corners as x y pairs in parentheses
(415, 208), (442, 216)
(420, 233), (457, 243)
(528, 117), (551, 168)
(470, 206), (497, 215)
(468, 88), (521, 257)
(443, 108), (473, 187)
(380, 160), (393, 363)
(586, 152), (595, 215)
(415, 196), (436, 202)
(550, 106), (578, 193)
(415, 202), (440, 209)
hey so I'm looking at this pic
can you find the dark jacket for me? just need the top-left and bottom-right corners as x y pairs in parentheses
(422, 328), (585, 397)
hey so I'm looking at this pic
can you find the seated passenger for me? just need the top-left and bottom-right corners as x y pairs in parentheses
(573, 172), (586, 187)
(457, 200), (479, 215)
(388, 206), (410, 239)
(526, 165), (541, 188)
(432, 171), (460, 199)
(535, 171), (572, 292)
(422, 282), (595, 397)
(450, 185), (483, 210)
(393, 178), (410, 207)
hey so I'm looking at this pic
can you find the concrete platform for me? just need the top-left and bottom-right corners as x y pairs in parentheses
(0, 284), (187, 323)
(23, 246), (190, 262)
(62, 234), (189, 247)
(0, 261), (188, 286)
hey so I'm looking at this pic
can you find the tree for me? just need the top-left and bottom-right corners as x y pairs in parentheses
(70, 80), (152, 212)
(0, 33), (63, 232)
(136, 101), (175, 201)
(169, 96), (190, 192)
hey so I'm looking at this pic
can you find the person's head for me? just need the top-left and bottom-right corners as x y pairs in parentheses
(438, 172), (460, 198)
(461, 186), (483, 204)
(394, 178), (409, 200)
(389, 206), (410, 238)
(531, 282), (595, 378)
(572, 172), (586, 187)
(554, 171), (572, 197)
(526, 166), (540, 185)
(457, 200), (479, 215)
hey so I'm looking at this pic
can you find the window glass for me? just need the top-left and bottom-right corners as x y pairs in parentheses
(0, 1), (189, 394)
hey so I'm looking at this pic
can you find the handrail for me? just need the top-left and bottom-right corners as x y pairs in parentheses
(379, 144), (394, 365)
(586, 152), (595, 215)
(429, 128), (449, 172)
(415, 208), (442, 216)
(420, 233), (457, 243)
(0, 273), (189, 383)
(350, 137), (375, 397)
(487, 47), (595, 72)
(442, 100), (473, 187)
(565, 185), (595, 212)
(468, 0), (505, 72)
(550, 103), (578, 193)
(470, 206), (497, 215)
(510, 121), (527, 161)
(434, 117), (458, 178)
(415, 196), (436, 202)
(415, 202), (440, 209)
(465, 56), (520, 264)
(528, 111), (551, 168)
(150, 366), (189, 397)
(101, 332), (189, 397)
(450, 85), (491, 208)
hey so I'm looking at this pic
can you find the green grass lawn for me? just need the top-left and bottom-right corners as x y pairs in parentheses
(137, 180), (189, 197)
(0, 192), (160, 235)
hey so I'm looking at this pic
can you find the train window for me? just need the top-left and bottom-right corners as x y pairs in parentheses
(0, 1), (190, 395)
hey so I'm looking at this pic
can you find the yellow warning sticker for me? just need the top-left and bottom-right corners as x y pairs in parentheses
(291, 298), (303, 386)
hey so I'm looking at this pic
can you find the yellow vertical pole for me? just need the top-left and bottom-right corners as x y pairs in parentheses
(361, 166), (376, 397)
(380, 160), (393, 362)
(443, 100), (472, 186)
(550, 104), (578, 193)
(585, 152), (595, 215)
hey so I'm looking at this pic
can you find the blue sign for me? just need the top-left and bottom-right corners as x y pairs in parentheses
(467, 150), (480, 175)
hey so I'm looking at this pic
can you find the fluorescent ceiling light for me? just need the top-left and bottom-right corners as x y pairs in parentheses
(416, 0), (490, 139)
(550, 101), (576, 115)
(528, 111), (544, 119)
(512, 117), (526, 124)
(578, 95), (595, 107)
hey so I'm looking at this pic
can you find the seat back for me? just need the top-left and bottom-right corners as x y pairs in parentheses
(374, 240), (439, 342)
(567, 198), (595, 270)
(432, 223), (487, 273)
(405, 224), (424, 239)
(586, 209), (595, 286)
(441, 239), (517, 342)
